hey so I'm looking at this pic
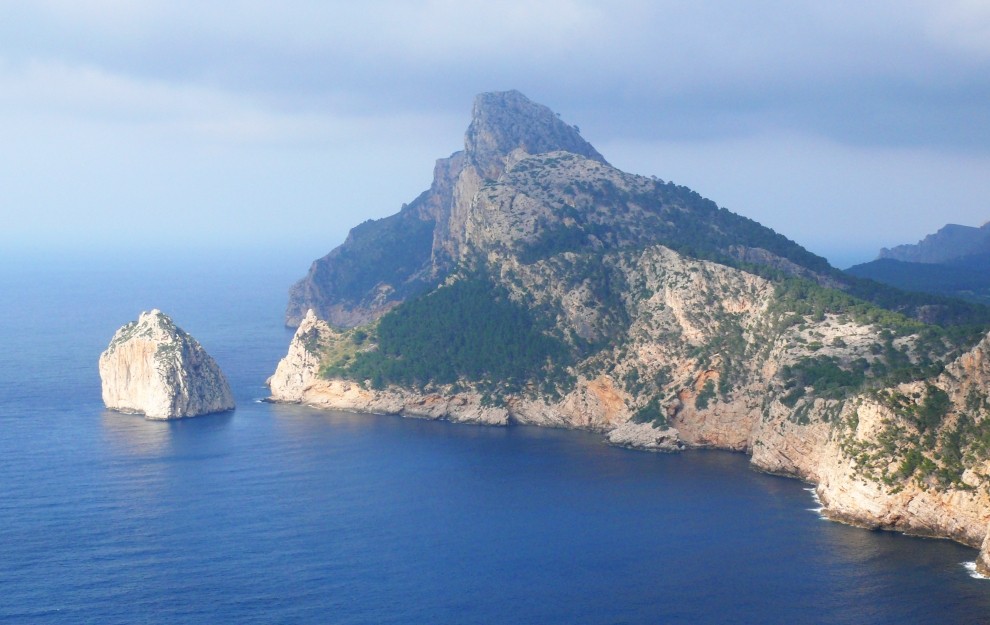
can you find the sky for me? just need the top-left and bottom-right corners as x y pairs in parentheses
(1, 1), (989, 268)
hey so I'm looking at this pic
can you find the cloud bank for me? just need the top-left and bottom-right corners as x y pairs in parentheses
(1, 1), (988, 265)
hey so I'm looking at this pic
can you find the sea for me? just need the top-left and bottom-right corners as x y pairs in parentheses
(2, 249), (990, 625)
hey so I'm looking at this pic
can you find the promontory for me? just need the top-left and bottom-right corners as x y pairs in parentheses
(100, 309), (235, 419)
(272, 90), (990, 571)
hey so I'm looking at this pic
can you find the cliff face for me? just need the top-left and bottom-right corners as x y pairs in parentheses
(100, 310), (235, 420)
(273, 91), (990, 565)
(285, 90), (605, 327)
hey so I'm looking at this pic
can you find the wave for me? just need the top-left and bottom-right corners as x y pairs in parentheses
(804, 486), (825, 518)
(963, 562), (989, 580)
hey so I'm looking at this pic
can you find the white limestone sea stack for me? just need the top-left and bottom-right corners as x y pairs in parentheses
(99, 309), (235, 420)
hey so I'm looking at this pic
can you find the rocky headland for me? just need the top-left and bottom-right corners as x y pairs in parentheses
(100, 309), (235, 420)
(271, 91), (990, 570)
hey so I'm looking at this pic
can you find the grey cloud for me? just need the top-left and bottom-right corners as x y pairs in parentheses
(3, 0), (989, 263)
(6, 1), (989, 153)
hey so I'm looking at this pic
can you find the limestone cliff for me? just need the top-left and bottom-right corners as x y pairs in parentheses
(274, 91), (990, 566)
(809, 332), (990, 563)
(100, 310), (234, 420)
(979, 529), (990, 576)
(285, 90), (606, 327)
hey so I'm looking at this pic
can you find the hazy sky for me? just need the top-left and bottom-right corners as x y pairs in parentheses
(2, 1), (989, 267)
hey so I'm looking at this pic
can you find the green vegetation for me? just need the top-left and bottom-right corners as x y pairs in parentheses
(842, 274), (990, 328)
(695, 380), (716, 409)
(842, 385), (990, 489)
(325, 276), (571, 392)
(529, 251), (631, 351)
(911, 386), (951, 434)
(769, 278), (927, 334)
(780, 356), (869, 400)
(767, 277), (987, 398)
(516, 204), (614, 264)
(304, 206), (437, 307)
(847, 257), (990, 306)
(512, 171), (834, 279)
(654, 182), (832, 274)
(632, 396), (668, 428)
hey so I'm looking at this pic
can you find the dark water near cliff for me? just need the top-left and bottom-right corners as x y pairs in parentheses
(2, 252), (990, 624)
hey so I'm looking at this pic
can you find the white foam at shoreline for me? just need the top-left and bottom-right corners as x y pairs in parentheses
(804, 486), (825, 517)
(963, 562), (989, 580)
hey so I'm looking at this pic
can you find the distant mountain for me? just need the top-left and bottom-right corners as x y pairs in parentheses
(848, 222), (990, 304)
(879, 222), (990, 264)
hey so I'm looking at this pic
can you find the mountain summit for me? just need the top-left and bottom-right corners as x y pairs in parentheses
(287, 91), (612, 326)
(465, 90), (607, 180)
(848, 220), (990, 304)
(287, 91), (833, 327)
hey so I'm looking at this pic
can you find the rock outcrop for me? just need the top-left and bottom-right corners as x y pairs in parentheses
(100, 310), (234, 419)
(606, 422), (684, 452)
(285, 90), (606, 327)
(978, 527), (990, 576)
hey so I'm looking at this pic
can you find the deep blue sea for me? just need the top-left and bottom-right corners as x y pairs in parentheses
(3, 250), (990, 624)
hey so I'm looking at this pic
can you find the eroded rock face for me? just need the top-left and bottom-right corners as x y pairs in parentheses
(977, 527), (990, 576)
(268, 309), (338, 403)
(99, 310), (234, 420)
(606, 422), (684, 452)
(285, 90), (603, 328)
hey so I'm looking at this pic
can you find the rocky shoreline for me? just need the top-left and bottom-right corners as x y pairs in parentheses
(267, 307), (990, 572)
(271, 91), (990, 575)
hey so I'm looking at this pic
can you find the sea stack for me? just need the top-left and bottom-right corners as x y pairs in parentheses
(99, 309), (235, 419)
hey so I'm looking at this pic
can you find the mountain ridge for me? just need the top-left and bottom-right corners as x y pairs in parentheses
(287, 91), (846, 328)
(288, 91), (984, 330)
(879, 221), (990, 264)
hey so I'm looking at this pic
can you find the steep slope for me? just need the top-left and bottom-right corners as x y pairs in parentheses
(273, 91), (990, 563)
(286, 90), (607, 327)
(812, 330), (990, 566)
(290, 91), (984, 330)
(287, 90), (856, 328)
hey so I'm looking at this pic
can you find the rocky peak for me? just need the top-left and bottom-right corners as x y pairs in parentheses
(99, 310), (235, 419)
(464, 90), (607, 181)
(285, 90), (612, 328)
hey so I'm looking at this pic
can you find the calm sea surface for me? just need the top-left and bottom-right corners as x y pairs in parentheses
(2, 251), (990, 624)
